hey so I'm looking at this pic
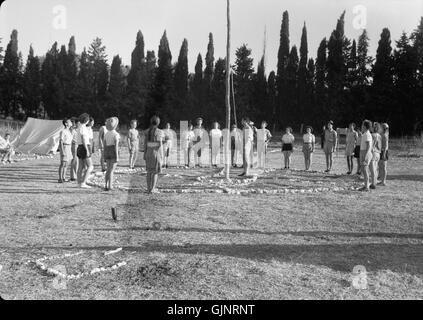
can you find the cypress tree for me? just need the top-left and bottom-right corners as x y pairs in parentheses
(211, 58), (226, 123)
(174, 39), (189, 102)
(22, 45), (42, 117)
(151, 31), (173, 122)
(276, 11), (290, 126)
(192, 53), (203, 117)
(267, 71), (277, 131)
(234, 44), (254, 118)
(298, 22), (308, 123)
(285, 46), (299, 126)
(107, 55), (126, 119)
(315, 38), (327, 123)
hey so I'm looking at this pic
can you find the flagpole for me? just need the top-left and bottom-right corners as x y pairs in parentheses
(225, 0), (231, 180)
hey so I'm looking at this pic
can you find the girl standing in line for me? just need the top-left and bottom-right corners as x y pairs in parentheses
(76, 113), (93, 189)
(103, 117), (120, 191)
(163, 123), (173, 169)
(58, 118), (73, 183)
(323, 121), (338, 173)
(359, 120), (373, 192)
(346, 123), (359, 175)
(302, 126), (315, 171)
(370, 122), (382, 189)
(354, 129), (362, 175)
(378, 123), (390, 186)
(281, 127), (295, 170)
(184, 124), (195, 168)
(70, 118), (80, 181)
(210, 122), (223, 168)
(144, 116), (164, 193)
(127, 120), (140, 170)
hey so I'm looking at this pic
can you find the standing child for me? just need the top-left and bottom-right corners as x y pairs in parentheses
(378, 123), (390, 186)
(354, 130), (362, 175)
(370, 122), (382, 189)
(210, 122), (223, 167)
(70, 118), (80, 181)
(258, 121), (272, 169)
(282, 127), (295, 170)
(240, 118), (254, 177)
(230, 124), (241, 168)
(302, 126), (315, 171)
(87, 117), (95, 154)
(144, 116), (164, 194)
(58, 118), (73, 183)
(359, 120), (373, 192)
(163, 123), (173, 169)
(193, 117), (204, 167)
(184, 124), (195, 168)
(103, 117), (120, 191)
(76, 113), (94, 189)
(346, 123), (359, 175)
(127, 120), (140, 170)
(323, 121), (338, 172)
(98, 121), (107, 172)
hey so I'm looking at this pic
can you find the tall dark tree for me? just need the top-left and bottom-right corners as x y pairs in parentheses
(267, 71), (277, 131)
(0, 37), (4, 64)
(305, 58), (316, 127)
(411, 17), (423, 130)
(87, 37), (109, 119)
(210, 58), (226, 123)
(356, 30), (373, 86)
(107, 55), (126, 119)
(151, 31), (173, 122)
(285, 46), (299, 126)
(174, 39), (189, 105)
(234, 44), (254, 118)
(326, 11), (347, 122)
(22, 45), (42, 117)
(298, 22), (308, 123)
(253, 55), (268, 121)
(392, 32), (418, 133)
(0, 30), (22, 118)
(191, 53), (203, 117)
(372, 28), (393, 123)
(315, 38), (327, 123)
(276, 10), (290, 127)
(204, 33), (215, 92)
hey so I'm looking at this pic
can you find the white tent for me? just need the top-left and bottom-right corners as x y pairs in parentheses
(12, 118), (64, 154)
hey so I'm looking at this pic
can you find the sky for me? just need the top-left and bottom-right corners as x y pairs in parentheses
(0, 0), (422, 73)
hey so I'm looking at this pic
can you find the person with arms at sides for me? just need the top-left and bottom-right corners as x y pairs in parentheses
(76, 113), (94, 189)
(378, 123), (390, 186)
(346, 123), (359, 175)
(354, 126), (362, 176)
(282, 127), (295, 170)
(127, 120), (140, 170)
(58, 118), (73, 183)
(359, 120), (373, 192)
(257, 121), (272, 169)
(193, 117), (205, 168)
(370, 122), (382, 190)
(210, 122), (223, 168)
(302, 126), (315, 171)
(144, 116), (164, 194)
(103, 117), (120, 191)
(183, 124), (196, 168)
(240, 117), (254, 177)
(87, 117), (95, 155)
(163, 123), (173, 169)
(98, 121), (108, 173)
(70, 118), (80, 181)
(230, 124), (241, 168)
(323, 121), (338, 173)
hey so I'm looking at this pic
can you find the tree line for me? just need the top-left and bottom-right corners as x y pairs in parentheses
(0, 11), (422, 135)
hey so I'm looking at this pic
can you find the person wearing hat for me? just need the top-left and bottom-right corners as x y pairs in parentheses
(103, 117), (120, 191)
(378, 123), (389, 186)
(193, 117), (204, 167)
(302, 126), (315, 171)
(323, 120), (338, 173)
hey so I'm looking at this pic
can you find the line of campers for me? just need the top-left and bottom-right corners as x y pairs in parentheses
(144, 121), (270, 168)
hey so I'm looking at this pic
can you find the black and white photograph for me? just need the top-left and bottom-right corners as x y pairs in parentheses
(0, 0), (422, 305)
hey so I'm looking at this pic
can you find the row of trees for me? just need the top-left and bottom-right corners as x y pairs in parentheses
(0, 12), (422, 135)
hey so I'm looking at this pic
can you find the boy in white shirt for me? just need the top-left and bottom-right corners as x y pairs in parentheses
(76, 113), (94, 189)
(359, 120), (373, 192)
(210, 122), (223, 167)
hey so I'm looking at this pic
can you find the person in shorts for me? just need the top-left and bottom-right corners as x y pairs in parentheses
(359, 120), (373, 192)
(104, 117), (120, 191)
(323, 121), (338, 173)
(302, 126), (315, 171)
(370, 122), (382, 189)
(76, 113), (93, 189)
(378, 123), (390, 186)
(354, 129), (362, 176)
(282, 127), (295, 170)
(127, 120), (140, 170)
(58, 118), (73, 183)
(346, 123), (359, 175)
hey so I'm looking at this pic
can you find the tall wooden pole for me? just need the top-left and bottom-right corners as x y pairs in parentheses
(225, 0), (231, 180)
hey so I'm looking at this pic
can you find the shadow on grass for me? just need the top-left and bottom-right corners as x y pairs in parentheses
(389, 175), (423, 182)
(9, 243), (422, 275)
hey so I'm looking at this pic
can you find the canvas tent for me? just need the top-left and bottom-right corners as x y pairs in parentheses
(12, 118), (63, 154)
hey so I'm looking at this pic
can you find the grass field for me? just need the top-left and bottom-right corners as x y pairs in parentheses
(0, 139), (422, 300)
